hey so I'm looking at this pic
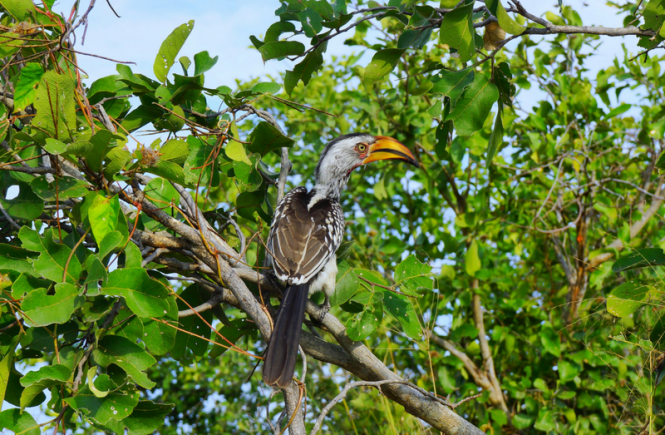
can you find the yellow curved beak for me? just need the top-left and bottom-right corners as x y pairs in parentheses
(362, 136), (420, 168)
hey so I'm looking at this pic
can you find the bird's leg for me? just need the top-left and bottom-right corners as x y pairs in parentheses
(308, 293), (331, 327)
(317, 293), (331, 323)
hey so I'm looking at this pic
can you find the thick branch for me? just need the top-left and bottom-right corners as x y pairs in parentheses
(512, 1), (654, 38)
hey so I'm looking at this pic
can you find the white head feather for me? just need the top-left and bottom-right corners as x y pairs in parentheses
(312, 133), (374, 202)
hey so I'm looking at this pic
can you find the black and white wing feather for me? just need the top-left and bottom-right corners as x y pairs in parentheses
(267, 187), (344, 284)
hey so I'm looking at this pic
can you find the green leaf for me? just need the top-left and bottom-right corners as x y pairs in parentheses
(92, 335), (157, 389)
(0, 0), (33, 20)
(0, 183), (43, 220)
(382, 291), (422, 339)
(209, 319), (255, 359)
(30, 177), (90, 202)
(144, 177), (180, 208)
(87, 368), (109, 398)
(124, 242), (142, 268)
(394, 255), (433, 295)
(66, 380), (139, 424)
(147, 160), (186, 185)
(605, 103), (631, 118)
(160, 139), (189, 165)
(99, 231), (123, 259)
(193, 50), (218, 76)
(398, 28), (433, 49)
(171, 284), (213, 360)
(154, 21), (195, 83)
(0, 408), (40, 435)
(534, 407), (556, 431)
(0, 31), (23, 59)
(612, 248), (665, 272)
(13, 63), (44, 111)
(247, 121), (295, 156)
(512, 413), (535, 429)
(486, 101), (504, 166)
(170, 74), (204, 106)
(21, 283), (83, 327)
(101, 268), (172, 318)
(485, 0), (526, 35)
(363, 49), (405, 88)
(439, 2), (475, 62)
(607, 281), (656, 317)
(346, 307), (381, 340)
(558, 360), (580, 383)
(557, 390), (576, 400)
(258, 41), (305, 61)
(330, 261), (360, 306)
(0, 344), (16, 408)
(298, 7), (323, 37)
(540, 322), (561, 357)
(87, 75), (127, 105)
(18, 227), (81, 283)
(89, 194), (120, 244)
(121, 104), (164, 132)
(265, 21), (296, 42)
(490, 408), (508, 427)
(233, 154), (263, 192)
(87, 130), (127, 173)
(251, 82), (281, 94)
(642, 0), (665, 32)
(249, 35), (264, 50)
(112, 307), (144, 343)
(493, 62), (515, 106)
(284, 48), (324, 95)
(43, 138), (67, 155)
(179, 56), (191, 74)
(225, 139), (251, 164)
(19, 364), (71, 409)
(237, 190), (271, 223)
(10, 274), (48, 299)
(465, 240), (481, 276)
(446, 72), (499, 137)
(32, 71), (76, 141)
(103, 400), (174, 435)
(142, 298), (178, 355)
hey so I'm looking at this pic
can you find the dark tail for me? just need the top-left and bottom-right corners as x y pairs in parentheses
(262, 283), (309, 388)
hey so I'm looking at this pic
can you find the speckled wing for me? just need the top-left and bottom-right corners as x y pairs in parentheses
(267, 187), (344, 285)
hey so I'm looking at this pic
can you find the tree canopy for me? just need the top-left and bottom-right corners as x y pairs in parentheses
(1, 0), (665, 434)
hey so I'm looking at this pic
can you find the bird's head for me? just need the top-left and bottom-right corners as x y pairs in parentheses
(314, 133), (419, 200)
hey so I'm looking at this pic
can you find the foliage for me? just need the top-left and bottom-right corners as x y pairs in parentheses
(1, 0), (665, 434)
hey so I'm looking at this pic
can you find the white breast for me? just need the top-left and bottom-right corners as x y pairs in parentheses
(308, 255), (337, 296)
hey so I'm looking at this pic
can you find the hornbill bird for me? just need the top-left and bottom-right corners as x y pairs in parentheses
(263, 133), (419, 388)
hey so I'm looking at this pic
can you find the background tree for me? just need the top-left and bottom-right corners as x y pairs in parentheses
(1, 0), (665, 434)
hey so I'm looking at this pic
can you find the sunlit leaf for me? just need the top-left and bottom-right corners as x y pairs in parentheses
(154, 21), (195, 83)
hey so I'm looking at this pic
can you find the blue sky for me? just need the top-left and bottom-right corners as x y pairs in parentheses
(61, 0), (640, 103)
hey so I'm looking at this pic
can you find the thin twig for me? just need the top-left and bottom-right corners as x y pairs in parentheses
(0, 201), (20, 230)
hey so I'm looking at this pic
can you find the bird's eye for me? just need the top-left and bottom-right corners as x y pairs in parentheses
(357, 143), (367, 153)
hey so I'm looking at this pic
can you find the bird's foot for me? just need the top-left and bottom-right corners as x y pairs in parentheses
(317, 297), (331, 323)
(309, 297), (331, 327)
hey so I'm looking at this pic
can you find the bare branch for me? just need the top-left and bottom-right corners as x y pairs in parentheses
(511, 0), (655, 37)
(0, 201), (20, 230)
(0, 165), (56, 174)
(177, 290), (227, 318)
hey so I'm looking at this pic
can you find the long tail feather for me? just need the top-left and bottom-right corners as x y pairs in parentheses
(262, 284), (309, 388)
